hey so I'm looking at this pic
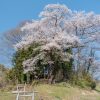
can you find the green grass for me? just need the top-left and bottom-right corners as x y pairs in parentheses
(34, 83), (100, 100)
(0, 92), (16, 100)
(0, 83), (100, 100)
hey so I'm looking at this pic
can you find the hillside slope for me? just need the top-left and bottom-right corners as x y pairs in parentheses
(33, 83), (100, 100)
(0, 83), (100, 100)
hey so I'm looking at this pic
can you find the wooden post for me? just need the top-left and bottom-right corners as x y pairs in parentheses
(32, 92), (35, 100)
(24, 83), (26, 100)
(16, 92), (19, 100)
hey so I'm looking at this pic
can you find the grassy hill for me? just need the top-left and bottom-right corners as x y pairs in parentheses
(0, 83), (100, 100)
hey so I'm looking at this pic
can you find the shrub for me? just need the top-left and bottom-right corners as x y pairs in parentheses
(90, 81), (96, 90)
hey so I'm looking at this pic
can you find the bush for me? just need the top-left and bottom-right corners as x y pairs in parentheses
(90, 81), (96, 90)
(69, 72), (96, 89)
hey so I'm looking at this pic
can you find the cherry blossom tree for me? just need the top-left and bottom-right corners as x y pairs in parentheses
(6, 4), (100, 82)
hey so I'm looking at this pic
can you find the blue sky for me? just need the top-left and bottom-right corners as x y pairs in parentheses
(0, 0), (100, 67)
